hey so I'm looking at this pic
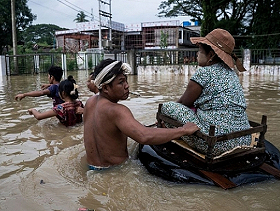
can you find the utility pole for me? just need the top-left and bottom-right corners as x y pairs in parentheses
(98, 0), (112, 51)
(108, 0), (112, 42)
(98, 0), (102, 50)
(11, 0), (18, 73)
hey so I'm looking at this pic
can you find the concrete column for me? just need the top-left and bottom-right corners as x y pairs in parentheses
(243, 49), (251, 71)
(61, 53), (67, 71)
(0, 56), (6, 76)
(85, 53), (88, 70)
(127, 49), (136, 75)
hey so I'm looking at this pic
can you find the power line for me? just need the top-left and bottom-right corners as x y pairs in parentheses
(57, 0), (100, 21)
(57, 0), (82, 14)
(64, 0), (93, 16)
(29, 0), (73, 18)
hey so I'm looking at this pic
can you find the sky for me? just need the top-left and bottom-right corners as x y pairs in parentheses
(27, 0), (191, 29)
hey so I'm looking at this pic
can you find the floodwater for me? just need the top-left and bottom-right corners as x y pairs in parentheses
(0, 70), (280, 211)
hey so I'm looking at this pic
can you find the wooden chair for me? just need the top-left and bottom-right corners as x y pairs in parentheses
(156, 104), (267, 164)
(154, 104), (280, 189)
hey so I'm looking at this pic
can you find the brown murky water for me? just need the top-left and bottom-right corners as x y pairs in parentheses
(0, 70), (280, 211)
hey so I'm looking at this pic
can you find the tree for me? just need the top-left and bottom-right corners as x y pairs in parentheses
(74, 11), (89, 23)
(0, 0), (36, 54)
(160, 30), (168, 49)
(248, 0), (280, 49)
(157, 0), (280, 48)
(157, 0), (251, 36)
(22, 24), (66, 48)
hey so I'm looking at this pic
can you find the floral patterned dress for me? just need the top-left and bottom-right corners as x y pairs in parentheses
(161, 63), (251, 156)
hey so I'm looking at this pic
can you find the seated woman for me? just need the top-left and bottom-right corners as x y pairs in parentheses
(28, 76), (84, 127)
(161, 28), (251, 156)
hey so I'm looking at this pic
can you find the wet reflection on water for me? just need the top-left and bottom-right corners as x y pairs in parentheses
(0, 71), (280, 210)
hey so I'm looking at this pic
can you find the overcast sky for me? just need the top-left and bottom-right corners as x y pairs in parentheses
(27, 0), (191, 29)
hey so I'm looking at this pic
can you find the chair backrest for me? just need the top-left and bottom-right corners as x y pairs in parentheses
(156, 104), (267, 164)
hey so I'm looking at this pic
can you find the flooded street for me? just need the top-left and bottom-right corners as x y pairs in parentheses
(0, 70), (280, 211)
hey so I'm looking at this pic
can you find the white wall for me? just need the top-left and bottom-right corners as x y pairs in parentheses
(137, 64), (280, 76)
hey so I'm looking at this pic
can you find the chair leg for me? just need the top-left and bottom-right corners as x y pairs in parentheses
(199, 170), (237, 189)
(259, 163), (280, 179)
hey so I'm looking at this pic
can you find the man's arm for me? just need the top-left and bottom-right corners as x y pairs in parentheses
(114, 104), (199, 145)
(15, 89), (50, 101)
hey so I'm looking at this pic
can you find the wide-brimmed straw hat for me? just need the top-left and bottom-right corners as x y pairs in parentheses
(190, 28), (246, 72)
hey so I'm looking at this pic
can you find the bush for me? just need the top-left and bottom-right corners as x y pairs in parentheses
(67, 59), (77, 71)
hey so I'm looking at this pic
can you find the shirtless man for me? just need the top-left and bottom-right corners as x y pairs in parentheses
(83, 59), (199, 170)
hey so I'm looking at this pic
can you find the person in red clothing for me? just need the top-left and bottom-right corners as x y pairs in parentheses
(28, 75), (84, 127)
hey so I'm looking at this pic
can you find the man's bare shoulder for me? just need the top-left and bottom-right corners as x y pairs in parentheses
(109, 102), (130, 113)
(101, 99), (130, 114)
(85, 95), (98, 106)
(85, 95), (130, 113)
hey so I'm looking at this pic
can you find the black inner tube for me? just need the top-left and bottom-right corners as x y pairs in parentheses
(138, 140), (280, 186)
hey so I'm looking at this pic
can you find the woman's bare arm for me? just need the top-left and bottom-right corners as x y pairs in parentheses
(177, 80), (202, 107)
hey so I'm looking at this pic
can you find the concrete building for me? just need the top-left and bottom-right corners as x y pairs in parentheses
(55, 20), (200, 52)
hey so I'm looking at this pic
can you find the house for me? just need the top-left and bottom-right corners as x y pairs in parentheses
(124, 20), (199, 50)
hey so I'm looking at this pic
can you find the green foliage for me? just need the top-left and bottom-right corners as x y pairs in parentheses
(88, 57), (93, 69)
(56, 47), (64, 53)
(74, 11), (89, 23)
(157, 0), (280, 48)
(0, 0), (36, 54)
(17, 45), (33, 54)
(158, 0), (248, 36)
(160, 31), (169, 49)
(22, 24), (66, 46)
(67, 59), (77, 71)
(248, 0), (280, 49)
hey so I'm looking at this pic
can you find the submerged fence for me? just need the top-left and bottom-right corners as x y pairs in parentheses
(135, 49), (280, 66)
(2, 48), (280, 75)
(250, 49), (280, 65)
(5, 52), (103, 75)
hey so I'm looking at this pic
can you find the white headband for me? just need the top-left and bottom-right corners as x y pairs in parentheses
(94, 61), (132, 89)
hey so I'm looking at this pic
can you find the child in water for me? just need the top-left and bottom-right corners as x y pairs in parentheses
(28, 76), (84, 127)
(15, 66), (64, 107)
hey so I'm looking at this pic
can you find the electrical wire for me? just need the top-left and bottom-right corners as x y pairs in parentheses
(62, 0), (92, 15)
(29, 0), (100, 24)
(29, 0), (73, 18)
(57, 0), (84, 14)
(57, 0), (101, 22)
